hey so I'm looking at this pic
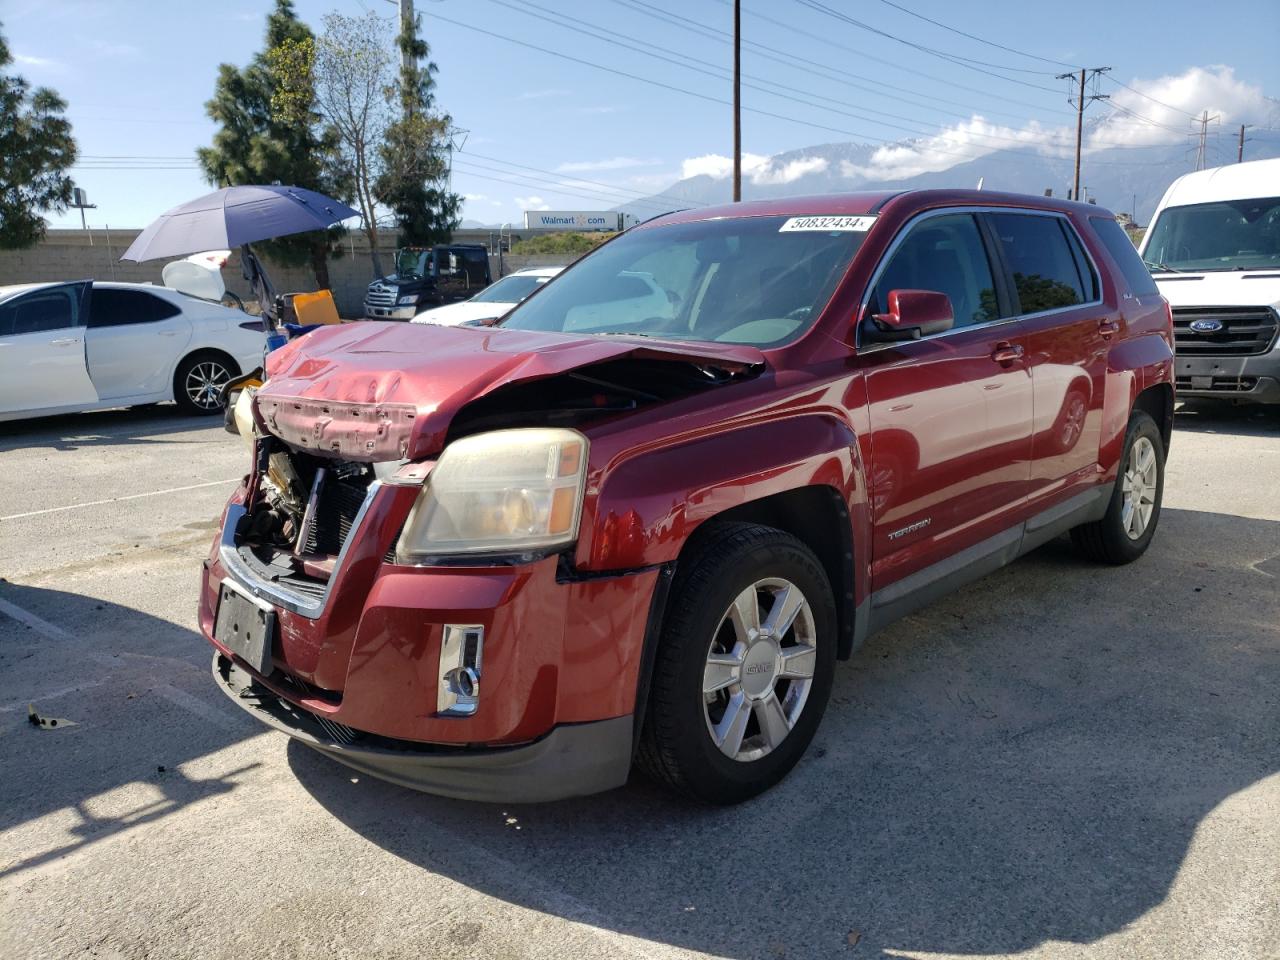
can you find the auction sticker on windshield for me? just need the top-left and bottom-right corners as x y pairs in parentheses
(779, 215), (877, 232)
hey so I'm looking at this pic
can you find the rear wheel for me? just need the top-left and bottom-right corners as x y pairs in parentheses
(637, 523), (836, 804)
(174, 352), (237, 416)
(1070, 410), (1165, 564)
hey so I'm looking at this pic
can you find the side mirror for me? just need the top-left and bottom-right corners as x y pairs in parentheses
(865, 289), (954, 342)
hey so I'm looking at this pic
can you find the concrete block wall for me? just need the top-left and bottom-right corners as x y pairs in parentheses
(0, 230), (580, 318)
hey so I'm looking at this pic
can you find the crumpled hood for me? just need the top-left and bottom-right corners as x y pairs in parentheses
(1156, 271), (1280, 309)
(256, 321), (764, 460)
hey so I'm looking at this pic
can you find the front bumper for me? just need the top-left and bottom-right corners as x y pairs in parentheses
(1175, 351), (1280, 404)
(200, 483), (661, 798)
(364, 303), (418, 320)
(214, 655), (632, 801)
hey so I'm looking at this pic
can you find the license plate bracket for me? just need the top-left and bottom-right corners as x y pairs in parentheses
(214, 580), (276, 675)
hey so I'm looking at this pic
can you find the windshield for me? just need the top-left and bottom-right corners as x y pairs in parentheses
(498, 215), (870, 346)
(472, 274), (551, 303)
(1143, 197), (1280, 272)
(395, 249), (430, 278)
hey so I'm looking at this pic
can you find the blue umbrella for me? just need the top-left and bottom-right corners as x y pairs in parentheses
(121, 185), (359, 331)
(121, 185), (359, 263)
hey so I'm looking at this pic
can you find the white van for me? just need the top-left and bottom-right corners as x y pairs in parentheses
(1140, 158), (1280, 404)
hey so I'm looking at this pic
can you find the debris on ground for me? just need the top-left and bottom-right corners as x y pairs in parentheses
(27, 705), (79, 729)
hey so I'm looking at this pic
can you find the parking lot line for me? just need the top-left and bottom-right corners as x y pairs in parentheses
(0, 478), (240, 522)
(0, 595), (75, 641)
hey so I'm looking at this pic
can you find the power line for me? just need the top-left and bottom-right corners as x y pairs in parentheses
(703, 0), (1070, 115)
(485, 0), (1093, 155)
(869, 0), (1080, 69)
(794, 0), (1066, 91)
(609, 0), (1059, 126)
(452, 159), (688, 211)
(428, 13), (1198, 172)
(461, 150), (708, 208)
(1103, 75), (1202, 121)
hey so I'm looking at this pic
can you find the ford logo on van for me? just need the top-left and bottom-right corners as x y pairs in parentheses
(1189, 318), (1224, 333)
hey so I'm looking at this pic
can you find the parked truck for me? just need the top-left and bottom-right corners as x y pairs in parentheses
(364, 244), (491, 320)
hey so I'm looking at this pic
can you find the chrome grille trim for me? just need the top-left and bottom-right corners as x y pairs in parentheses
(219, 480), (384, 619)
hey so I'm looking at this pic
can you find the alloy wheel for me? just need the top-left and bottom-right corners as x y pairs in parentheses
(185, 361), (231, 411)
(702, 577), (817, 763)
(1120, 435), (1158, 540)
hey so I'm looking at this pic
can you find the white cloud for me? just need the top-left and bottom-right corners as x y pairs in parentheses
(679, 152), (828, 185)
(87, 39), (140, 59)
(753, 156), (829, 185)
(515, 195), (551, 211)
(826, 66), (1276, 185)
(13, 52), (63, 71)
(556, 157), (661, 173)
(577, 105), (619, 115)
(516, 88), (569, 101)
(464, 193), (490, 201)
(680, 152), (769, 180)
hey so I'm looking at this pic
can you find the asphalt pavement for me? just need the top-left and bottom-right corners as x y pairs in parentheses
(1, 401), (1277, 960)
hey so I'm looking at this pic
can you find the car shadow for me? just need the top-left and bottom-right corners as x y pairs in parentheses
(1174, 398), (1280, 437)
(0, 404), (222, 453)
(290, 507), (1280, 958)
(0, 582), (261, 878)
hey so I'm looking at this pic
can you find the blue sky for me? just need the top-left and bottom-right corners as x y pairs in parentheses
(4, 0), (1278, 229)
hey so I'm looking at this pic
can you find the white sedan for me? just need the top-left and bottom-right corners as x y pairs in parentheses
(412, 266), (564, 326)
(0, 280), (265, 422)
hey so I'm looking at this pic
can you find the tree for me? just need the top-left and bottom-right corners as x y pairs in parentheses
(376, 8), (461, 247)
(197, 0), (349, 289)
(313, 12), (395, 276)
(0, 25), (77, 250)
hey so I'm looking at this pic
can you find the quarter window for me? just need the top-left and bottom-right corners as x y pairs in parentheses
(869, 213), (999, 329)
(88, 288), (182, 327)
(989, 213), (1089, 314)
(0, 289), (78, 336)
(1090, 216), (1158, 297)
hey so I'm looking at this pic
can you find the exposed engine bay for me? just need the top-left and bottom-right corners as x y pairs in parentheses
(235, 438), (379, 588)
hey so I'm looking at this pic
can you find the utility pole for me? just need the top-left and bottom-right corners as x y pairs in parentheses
(1057, 67), (1110, 202)
(1238, 123), (1252, 163)
(732, 0), (741, 202)
(1193, 111), (1221, 170)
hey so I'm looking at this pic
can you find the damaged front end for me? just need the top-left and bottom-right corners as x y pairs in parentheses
(199, 321), (763, 799)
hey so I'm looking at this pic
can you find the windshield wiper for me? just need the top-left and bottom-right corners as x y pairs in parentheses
(1143, 260), (1185, 274)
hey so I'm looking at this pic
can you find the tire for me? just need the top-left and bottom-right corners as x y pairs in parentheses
(173, 351), (238, 416)
(1070, 410), (1165, 564)
(637, 522), (837, 804)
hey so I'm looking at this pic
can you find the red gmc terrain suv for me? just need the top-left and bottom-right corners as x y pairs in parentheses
(201, 190), (1174, 804)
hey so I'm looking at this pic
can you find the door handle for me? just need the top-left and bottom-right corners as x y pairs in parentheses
(157, 330), (177, 337)
(990, 341), (1024, 365)
(1098, 319), (1120, 338)
(49, 337), (79, 347)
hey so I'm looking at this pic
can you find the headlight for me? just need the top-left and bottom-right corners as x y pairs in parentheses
(396, 428), (588, 560)
(397, 294), (419, 305)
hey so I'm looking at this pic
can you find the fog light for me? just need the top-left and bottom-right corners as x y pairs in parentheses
(438, 625), (483, 717)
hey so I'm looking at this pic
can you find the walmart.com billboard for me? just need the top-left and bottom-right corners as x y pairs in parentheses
(523, 211), (623, 231)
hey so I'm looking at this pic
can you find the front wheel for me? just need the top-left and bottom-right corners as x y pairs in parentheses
(637, 523), (836, 804)
(1070, 410), (1165, 563)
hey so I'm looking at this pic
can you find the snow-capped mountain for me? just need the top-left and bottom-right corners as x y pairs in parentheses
(620, 137), (1280, 224)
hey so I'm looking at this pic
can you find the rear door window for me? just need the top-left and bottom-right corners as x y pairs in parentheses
(869, 213), (1000, 329)
(988, 213), (1090, 314)
(88, 288), (182, 328)
(1089, 216), (1159, 296)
